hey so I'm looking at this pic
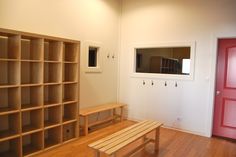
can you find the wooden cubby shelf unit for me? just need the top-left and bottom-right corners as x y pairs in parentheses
(0, 112), (20, 141)
(44, 40), (62, 62)
(63, 42), (78, 63)
(44, 126), (61, 149)
(63, 83), (78, 103)
(0, 137), (21, 157)
(21, 109), (43, 134)
(21, 37), (43, 61)
(63, 121), (77, 142)
(0, 28), (79, 157)
(21, 61), (43, 85)
(63, 103), (77, 123)
(0, 33), (20, 60)
(0, 61), (20, 87)
(63, 63), (78, 82)
(0, 87), (20, 115)
(22, 131), (43, 156)
(44, 85), (61, 106)
(21, 86), (43, 110)
(44, 62), (62, 84)
(44, 106), (61, 129)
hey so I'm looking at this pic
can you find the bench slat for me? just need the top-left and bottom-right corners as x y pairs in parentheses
(93, 121), (155, 149)
(88, 120), (149, 148)
(105, 122), (162, 155)
(99, 121), (159, 152)
(80, 103), (126, 116)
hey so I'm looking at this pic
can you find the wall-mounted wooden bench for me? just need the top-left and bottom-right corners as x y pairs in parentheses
(88, 120), (163, 157)
(79, 103), (126, 136)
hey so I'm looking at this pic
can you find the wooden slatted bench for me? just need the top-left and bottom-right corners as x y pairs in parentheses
(88, 120), (163, 157)
(79, 103), (126, 136)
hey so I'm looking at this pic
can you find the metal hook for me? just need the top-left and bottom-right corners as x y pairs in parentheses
(112, 54), (115, 59)
(151, 80), (154, 86)
(107, 54), (110, 58)
(175, 82), (178, 87)
(165, 81), (167, 86)
(143, 80), (145, 85)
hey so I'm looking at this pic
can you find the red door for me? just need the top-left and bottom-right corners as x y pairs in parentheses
(213, 39), (236, 139)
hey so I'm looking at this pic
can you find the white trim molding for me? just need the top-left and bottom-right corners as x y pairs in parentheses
(84, 41), (103, 73)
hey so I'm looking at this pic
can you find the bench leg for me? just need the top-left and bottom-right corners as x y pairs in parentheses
(113, 108), (116, 123)
(84, 116), (88, 136)
(155, 127), (160, 153)
(120, 106), (124, 122)
(94, 150), (100, 157)
(109, 153), (116, 157)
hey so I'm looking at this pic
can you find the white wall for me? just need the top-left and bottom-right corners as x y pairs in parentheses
(119, 0), (236, 136)
(0, 0), (121, 108)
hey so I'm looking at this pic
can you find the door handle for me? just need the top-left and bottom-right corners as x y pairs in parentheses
(216, 90), (221, 95)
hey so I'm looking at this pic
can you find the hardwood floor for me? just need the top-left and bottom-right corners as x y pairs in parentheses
(37, 120), (236, 157)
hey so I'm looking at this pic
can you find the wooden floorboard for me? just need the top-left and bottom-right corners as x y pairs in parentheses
(36, 120), (236, 157)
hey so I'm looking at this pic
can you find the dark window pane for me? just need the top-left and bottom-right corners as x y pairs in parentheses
(135, 47), (191, 75)
(88, 47), (97, 67)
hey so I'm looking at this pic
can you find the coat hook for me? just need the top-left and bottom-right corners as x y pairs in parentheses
(175, 82), (178, 87)
(143, 80), (145, 85)
(165, 81), (167, 86)
(151, 80), (154, 86)
(107, 54), (110, 58)
(112, 54), (115, 59)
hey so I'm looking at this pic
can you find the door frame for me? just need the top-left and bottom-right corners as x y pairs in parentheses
(207, 35), (236, 137)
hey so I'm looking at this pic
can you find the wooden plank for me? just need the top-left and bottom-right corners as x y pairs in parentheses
(99, 122), (159, 152)
(88, 120), (148, 148)
(80, 103), (126, 116)
(105, 123), (162, 155)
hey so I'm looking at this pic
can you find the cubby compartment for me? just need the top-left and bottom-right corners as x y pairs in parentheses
(63, 63), (77, 82)
(0, 113), (20, 140)
(63, 103), (77, 123)
(44, 106), (61, 129)
(44, 62), (61, 84)
(21, 86), (43, 110)
(22, 131), (43, 156)
(0, 61), (19, 86)
(44, 85), (61, 106)
(0, 137), (21, 157)
(63, 122), (76, 142)
(21, 61), (43, 85)
(44, 40), (62, 61)
(21, 38), (43, 61)
(63, 83), (77, 103)
(0, 34), (20, 60)
(22, 109), (43, 133)
(44, 126), (61, 149)
(63, 43), (78, 62)
(0, 87), (19, 114)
